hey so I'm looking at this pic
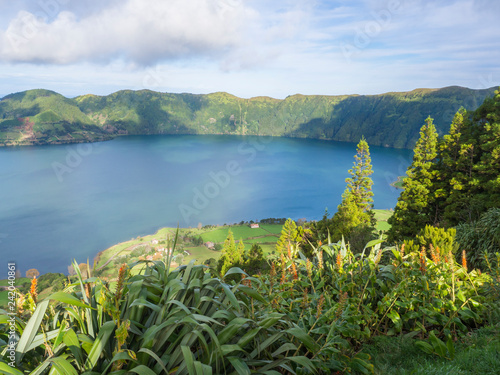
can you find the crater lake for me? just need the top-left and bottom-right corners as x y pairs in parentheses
(0, 135), (412, 274)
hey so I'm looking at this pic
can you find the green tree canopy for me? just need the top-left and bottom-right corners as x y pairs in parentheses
(387, 117), (439, 242)
(217, 230), (241, 276)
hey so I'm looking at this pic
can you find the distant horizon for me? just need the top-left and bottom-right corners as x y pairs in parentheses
(2, 84), (498, 102)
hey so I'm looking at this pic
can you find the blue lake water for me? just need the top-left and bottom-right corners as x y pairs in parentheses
(0, 135), (412, 274)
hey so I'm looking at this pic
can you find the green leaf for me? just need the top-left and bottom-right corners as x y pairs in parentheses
(446, 335), (455, 360)
(27, 329), (61, 352)
(238, 285), (267, 304)
(52, 320), (68, 350)
(83, 321), (116, 371)
(459, 308), (479, 322)
(456, 290), (466, 303)
(138, 348), (168, 374)
(350, 356), (374, 375)
(271, 343), (297, 357)
(46, 292), (93, 309)
(429, 331), (448, 358)
(16, 299), (49, 364)
(221, 344), (244, 356)
(258, 313), (284, 329)
(64, 329), (85, 368)
(49, 356), (79, 375)
(365, 239), (384, 249)
(0, 362), (24, 375)
(286, 326), (320, 352)
(221, 283), (241, 313)
(181, 346), (196, 375)
(415, 340), (433, 354)
(224, 267), (248, 277)
(128, 365), (158, 375)
(130, 298), (161, 313)
(227, 356), (251, 375)
(287, 356), (317, 373)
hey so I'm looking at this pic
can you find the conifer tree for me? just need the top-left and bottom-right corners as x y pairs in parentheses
(236, 239), (245, 263)
(345, 136), (375, 214)
(387, 117), (438, 242)
(473, 89), (500, 211)
(244, 243), (265, 275)
(329, 138), (376, 248)
(433, 108), (479, 225)
(217, 230), (240, 276)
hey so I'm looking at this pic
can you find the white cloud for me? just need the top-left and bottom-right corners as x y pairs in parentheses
(0, 0), (254, 65)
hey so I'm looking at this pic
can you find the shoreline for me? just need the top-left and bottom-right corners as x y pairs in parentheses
(390, 176), (405, 190)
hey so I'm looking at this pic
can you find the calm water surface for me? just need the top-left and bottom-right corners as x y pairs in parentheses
(0, 135), (412, 274)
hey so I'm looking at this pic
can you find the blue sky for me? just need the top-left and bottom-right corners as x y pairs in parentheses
(0, 0), (499, 98)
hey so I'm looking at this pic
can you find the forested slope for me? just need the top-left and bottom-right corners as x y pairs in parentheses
(0, 86), (496, 148)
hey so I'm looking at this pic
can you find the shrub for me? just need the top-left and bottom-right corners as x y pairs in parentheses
(456, 208), (500, 269)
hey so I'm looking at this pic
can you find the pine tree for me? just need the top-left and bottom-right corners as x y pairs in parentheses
(473, 89), (500, 212)
(328, 138), (376, 249)
(387, 117), (438, 242)
(433, 108), (479, 225)
(236, 239), (245, 264)
(217, 230), (239, 276)
(244, 243), (265, 275)
(345, 136), (375, 214)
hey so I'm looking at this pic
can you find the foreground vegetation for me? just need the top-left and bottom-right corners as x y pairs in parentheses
(1, 232), (499, 374)
(0, 86), (495, 148)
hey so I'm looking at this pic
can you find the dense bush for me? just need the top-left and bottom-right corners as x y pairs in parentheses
(455, 208), (500, 269)
(2, 232), (499, 374)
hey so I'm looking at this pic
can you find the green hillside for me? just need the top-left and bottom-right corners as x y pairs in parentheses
(0, 86), (496, 147)
(0, 89), (113, 145)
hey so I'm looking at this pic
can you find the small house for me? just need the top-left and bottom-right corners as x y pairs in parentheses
(250, 223), (260, 229)
(205, 241), (215, 249)
(151, 239), (159, 245)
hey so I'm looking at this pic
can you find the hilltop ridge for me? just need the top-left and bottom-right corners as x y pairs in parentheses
(0, 85), (496, 148)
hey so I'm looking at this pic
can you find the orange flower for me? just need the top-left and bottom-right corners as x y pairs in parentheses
(462, 250), (467, 272)
(335, 291), (348, 320)
(419, 247), (427, 275)
(318, 250), (324, 270)
(316, 294), (325, 319)
(306, 259), (312, 279)
(115, 264), (127, 302)
(301, 288), (309, 309)
(30, 276), (37, 303)
(280, 254), (286, 285)
(430, 244), (440, 263)
(291, 263), (298, 281)
(336, 253), (343, 268)
(400, 243), (405, 258)
(242, 273), (251, 287)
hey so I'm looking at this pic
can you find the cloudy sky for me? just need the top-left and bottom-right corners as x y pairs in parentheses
(0, 0), (499, 99)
